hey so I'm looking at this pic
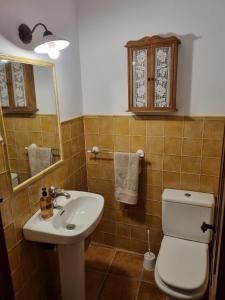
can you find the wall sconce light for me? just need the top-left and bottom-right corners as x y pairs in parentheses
(18, 23), (70, 59)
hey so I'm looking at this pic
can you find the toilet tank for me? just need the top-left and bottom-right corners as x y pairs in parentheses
(162, 189), (215, 243)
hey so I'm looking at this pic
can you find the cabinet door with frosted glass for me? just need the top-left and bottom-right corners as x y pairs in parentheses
(130, 48), (148, 109)
(125, 36), (180, 113)
(0, 61), (37, 114)
(152, 44), (176, 110)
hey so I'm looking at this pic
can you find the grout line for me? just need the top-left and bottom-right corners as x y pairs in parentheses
(135, 279), (142, 300)
(96, 247), (117, 300)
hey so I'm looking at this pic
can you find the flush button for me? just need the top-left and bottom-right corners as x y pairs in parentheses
(185, 193), (191, 197)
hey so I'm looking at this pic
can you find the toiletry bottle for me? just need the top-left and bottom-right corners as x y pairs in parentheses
(40, 188), (53, 219)
(46, 191), (53, 218)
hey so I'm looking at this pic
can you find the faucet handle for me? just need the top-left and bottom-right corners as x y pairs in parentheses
(49, 186), (57, 197)
(49, 186), (65, 197)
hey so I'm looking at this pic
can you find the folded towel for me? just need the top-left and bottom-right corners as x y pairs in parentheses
(114, 152), (140, 205)
(27, 144), (52, 176)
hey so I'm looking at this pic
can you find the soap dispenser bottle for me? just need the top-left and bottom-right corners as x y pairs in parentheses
(40, 187), (53, 219)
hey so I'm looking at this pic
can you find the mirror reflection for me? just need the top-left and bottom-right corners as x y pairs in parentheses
(0, 58), (61, 188)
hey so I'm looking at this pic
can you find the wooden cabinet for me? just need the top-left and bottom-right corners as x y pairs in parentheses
(125, 36), (180, 112)
(0, 62), (37, 114)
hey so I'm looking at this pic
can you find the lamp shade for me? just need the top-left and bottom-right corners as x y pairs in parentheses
(18, 23), (70, 60)
(34, 34), (70, 59)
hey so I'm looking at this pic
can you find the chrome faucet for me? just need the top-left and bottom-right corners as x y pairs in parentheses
(49, 186), (71, 209)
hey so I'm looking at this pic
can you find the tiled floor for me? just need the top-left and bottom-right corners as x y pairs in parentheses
(85, 243), (165, 300)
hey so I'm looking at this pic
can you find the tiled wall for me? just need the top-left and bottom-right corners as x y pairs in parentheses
(0, 114), (224, 299)
(4, 114), (60, 183)
(84, 115), (224, 254)
(0, 116), (87, 300)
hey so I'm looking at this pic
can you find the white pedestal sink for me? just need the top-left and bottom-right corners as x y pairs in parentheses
(23, 191), (104, 300)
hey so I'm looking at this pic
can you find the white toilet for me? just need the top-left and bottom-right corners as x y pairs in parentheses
(154, 189), (215, 300)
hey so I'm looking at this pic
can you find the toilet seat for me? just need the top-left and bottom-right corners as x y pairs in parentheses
(155, 236), (209, 299)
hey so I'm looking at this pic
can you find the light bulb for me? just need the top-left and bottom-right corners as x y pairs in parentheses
(48, 48), (60, 59)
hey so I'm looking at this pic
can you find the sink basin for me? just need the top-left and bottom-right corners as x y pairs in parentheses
(23, 191), (104, 245)
(23, 190), (104, 300)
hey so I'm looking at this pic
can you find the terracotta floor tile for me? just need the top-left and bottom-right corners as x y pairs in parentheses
(137, 282), (166, 300)
(86, 269), (106, 300)
(85, 244), (116, 271)
(109, 251), (143, 279)
(141, 270), (155, 284)
(99, 274), (139, 300)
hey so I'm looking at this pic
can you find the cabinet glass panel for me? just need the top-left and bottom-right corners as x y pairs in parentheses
(132, 49), (147, 108)
(154, 47), (171, 108)
(11, 62), (27, 107)
(0, 63), (9, 107)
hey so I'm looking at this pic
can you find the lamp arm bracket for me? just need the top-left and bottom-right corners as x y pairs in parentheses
(18, 23), (52, 44)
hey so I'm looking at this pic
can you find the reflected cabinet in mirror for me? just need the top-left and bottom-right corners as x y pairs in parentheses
(0, 55), (63, 191)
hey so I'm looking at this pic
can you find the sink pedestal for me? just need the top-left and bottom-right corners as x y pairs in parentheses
(58, 240), (85, 300)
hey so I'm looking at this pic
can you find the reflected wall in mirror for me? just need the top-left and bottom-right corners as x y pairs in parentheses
(0, 56), (62, 190)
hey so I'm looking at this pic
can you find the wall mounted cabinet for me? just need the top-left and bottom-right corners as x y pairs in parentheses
(125, 36), (180, 113)
(0, 62), (37, 114)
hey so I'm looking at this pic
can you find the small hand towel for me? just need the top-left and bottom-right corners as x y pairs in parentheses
(114, 152), (140, 205)
(28, 144), (52, 176)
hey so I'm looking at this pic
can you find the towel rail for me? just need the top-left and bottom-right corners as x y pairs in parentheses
(24, 146), (60, 158)
(86, 146), (144, 158)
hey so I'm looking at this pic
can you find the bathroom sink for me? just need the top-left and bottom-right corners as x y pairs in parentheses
(23, 191), (104, 245)
(24, 190), (104, 300)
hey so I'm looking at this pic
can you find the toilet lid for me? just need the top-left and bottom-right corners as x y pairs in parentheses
(157, 236), (208, 291)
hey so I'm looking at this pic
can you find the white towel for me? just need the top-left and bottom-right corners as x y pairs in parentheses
(114, 152), (140, 205)
(27, 144), (52, 176)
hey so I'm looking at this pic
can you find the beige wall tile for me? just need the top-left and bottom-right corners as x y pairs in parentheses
(99, 134), (114, 150)
(200, 175), (219, 194)
(183, 118), (204, 138)
(181, 157), (201, 174)
(131, 226), (147, 241)
(130, 136), (146, 153)
(146, 186), (162, 201)
(164, 138), (182, 155)
(99, 117), (115, 134)
(28, 116), (42, 132)
(146, 154), (163, 171)
(116, 223), (131, 238)
(147, 120), (164, 137)
(61, 122), (71, 142)
(201, 157), (221, 176)
(163, 171), (181, 189)
(115, 117), (130, 135)
(181, 173), (200, 191)
(146, 137), (164, 155)
(84, 117), (99, 134)
(163, 155), (181, 172)
(4, 223), (17, 250)
(202, 139), (223, 157)
(182, 139), (202, 157)
(147, 170), (163, 186)
(131, 119), (146, 136)
(145, 200), (162, 217)
(164, 120), (183, 137)
(40, 116), (57, 133)
(85, 134), (100, 148)
(11, 189), (30, 218)
(203, 119), (224, 139)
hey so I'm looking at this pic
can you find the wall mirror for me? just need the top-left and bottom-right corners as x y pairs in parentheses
(0, 55), (63, 191)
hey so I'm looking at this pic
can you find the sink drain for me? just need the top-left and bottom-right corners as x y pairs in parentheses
(66, 224), (76, 230)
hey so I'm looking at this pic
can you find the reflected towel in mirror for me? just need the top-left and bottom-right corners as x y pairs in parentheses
(27, 144), (52, 176)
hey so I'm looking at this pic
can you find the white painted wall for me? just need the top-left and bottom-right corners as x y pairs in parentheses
(77, 0), (225, 116)
(0, 0), (83, 120)
(33, 66), (56, 114)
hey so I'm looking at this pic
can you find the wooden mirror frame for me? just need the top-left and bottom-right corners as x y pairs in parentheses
(0, 54), (63, 192)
